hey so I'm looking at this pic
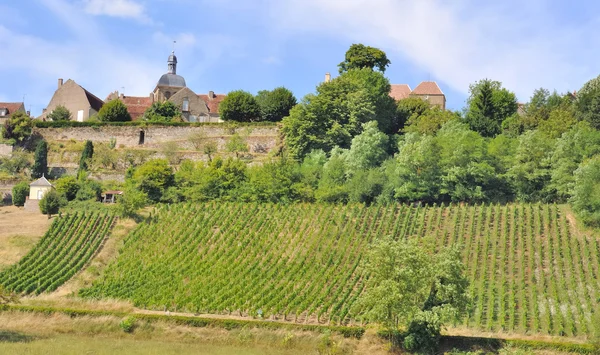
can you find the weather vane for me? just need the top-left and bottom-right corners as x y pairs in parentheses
(173, 40), (176, 52)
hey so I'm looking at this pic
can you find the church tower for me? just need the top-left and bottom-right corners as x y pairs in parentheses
(153, 51), (186, 101)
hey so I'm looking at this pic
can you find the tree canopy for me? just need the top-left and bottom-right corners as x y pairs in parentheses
(2, 111), (32, 143)
(464, 79), (518, 137)
(338, 44), (391, 74)
(255, 87), (297, 122)
(219, 90), (261, 122)
(31, 140), (48, 179)
(143, 101), (182, 122)
(98, 99), (131, 122)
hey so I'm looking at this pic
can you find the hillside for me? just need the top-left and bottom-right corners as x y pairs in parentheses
(80, 203), (599, 338)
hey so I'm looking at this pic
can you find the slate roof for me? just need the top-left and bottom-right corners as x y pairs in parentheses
(411, 81), (444, 96)
(0, 102), (25, 117)
(83, 89), (105, 112)
(30, 175), (52, 187)
(157, 73), (186, 88)
(198, 93), (226, 113)
(389, 84), (412, 101)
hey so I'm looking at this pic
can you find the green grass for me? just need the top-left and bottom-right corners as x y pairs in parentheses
(78, 202), (600, 338)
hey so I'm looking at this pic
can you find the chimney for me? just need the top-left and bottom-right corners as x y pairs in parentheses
(325, 73), (331, 83)
(119, 92), (124, 100)
(208, 91), (215, 99)
(42, 108), (47, 114)
(26, 110), (30, 116)
(58, 78), (63, 88)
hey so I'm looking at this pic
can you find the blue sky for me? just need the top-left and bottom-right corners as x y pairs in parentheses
(1, 0), (600, 116)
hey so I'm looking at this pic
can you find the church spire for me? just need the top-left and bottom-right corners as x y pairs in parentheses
(168, 51), (177, 75)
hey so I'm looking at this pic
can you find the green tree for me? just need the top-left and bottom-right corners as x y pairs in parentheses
(76, 179), (102, 201)
(78, 140), (94, 177)
(282, 68), (396, 159)
(47, 105), (72, 121)
(338, 44), (391, 73)
(203, 141), (218, 162)
(344, 121), (390, 175)
(255, 87), (297, 122)
(315, 148), (349, 203)
(143, 101), (182, 122)
(131, 159), (174, 202)
(31, 140), (48, 179)
(2, 111), (32, 143)
(575, 74), (600, 129)
(39, 189), (64, 218)
(404, 107), (458, 135)
(571, 156), (600, 227)
(115, 187), (148, 218)
(54, 176), (80, 201)
(351, 236), (469, 353)
(219, 90), (261, 122)
(226, 133), (248, 158)
(395, 97), (431, 133)
(464, 79), (518, 137)
(98, 99), (131, 122)
(11, 181), (29, 206)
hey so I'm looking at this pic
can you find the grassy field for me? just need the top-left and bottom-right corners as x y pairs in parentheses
(79, 202), (600, 338)
(0, 206), (51, 271)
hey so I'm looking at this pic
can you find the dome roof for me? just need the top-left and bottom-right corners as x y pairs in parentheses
(157, 73), (186, 88)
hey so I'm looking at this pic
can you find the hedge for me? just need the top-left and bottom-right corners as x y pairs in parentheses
(4, 305), (365, 339)
(33, 121), (278, 129)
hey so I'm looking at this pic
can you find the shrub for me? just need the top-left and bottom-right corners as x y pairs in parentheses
(11, 182), (29, 206)
(39, 189), (65, 218)
(54, 176), (80, 201)
(98, 99), (131, 122)
(219, 90), (261, 122)
(402, 315), (442, 353)
(47, 105), (72, 121)
(119, 316), (137, 333)
(2, 111), (32, 142)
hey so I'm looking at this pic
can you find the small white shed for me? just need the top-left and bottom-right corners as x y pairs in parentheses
(29, 175), (53, 200)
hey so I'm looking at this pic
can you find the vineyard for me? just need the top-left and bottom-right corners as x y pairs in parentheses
(0, 212), (114, 295)
(80, 203), (600, 337)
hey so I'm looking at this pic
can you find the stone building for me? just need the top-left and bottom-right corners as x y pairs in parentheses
(39, 79), (104, 121)
(0, 102), (26, 125)
(390, 81), (446, 110)
(107, 52), (225, 122)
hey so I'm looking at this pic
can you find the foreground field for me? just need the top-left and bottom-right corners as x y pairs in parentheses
(80, 203), (600, 338)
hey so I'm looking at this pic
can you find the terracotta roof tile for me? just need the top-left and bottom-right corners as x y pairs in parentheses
(389, 84), (412, 100)
(0, 102), (25, 117)
(411, 81), (444, 96)
(120, 96), (153, 121)
(197, 93), (226, 113)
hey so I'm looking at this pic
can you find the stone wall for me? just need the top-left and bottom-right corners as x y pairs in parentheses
(34, 125), (280, 151)
(0, 144), (12, 157)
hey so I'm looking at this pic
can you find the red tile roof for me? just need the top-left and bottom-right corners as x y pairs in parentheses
(411, 81), (444, 96)
(0, 102), (25, 117)
(121, 96), (152, 121)
(198, 93), (226, 113)
(389, 84), (412, 100)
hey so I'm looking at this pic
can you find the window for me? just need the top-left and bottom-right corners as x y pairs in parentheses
(165, 91), (171, 99)
(182, 97), (189, 112)
(0, 108), (6, 117)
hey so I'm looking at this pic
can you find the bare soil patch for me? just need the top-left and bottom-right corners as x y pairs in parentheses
(0, 206), (52, 270)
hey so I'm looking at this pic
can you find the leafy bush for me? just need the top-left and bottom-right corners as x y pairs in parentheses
(402, 313), (442, 353)
(119, 316), (137, 333)
(2, 111), (32, 143)
(54, 176), (80, 201)
(219, 90), (261, 122)
(11, 182), (29, 206)
(47, 105), (72, 121)
(98, 99), (131, 122)
(39, 189), (65, 217)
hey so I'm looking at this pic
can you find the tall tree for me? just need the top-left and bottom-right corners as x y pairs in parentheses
(31, 140), (48, 179)
(464, 79), (518, 137)
(255, 87), (297, 122)
(338, 44), (391, 73)
(219, 90), (261, 122)
(78, 140), (94, 177)
(47, 105), (72, 121)
(39, 189), (64, 218)
(98, 99), (131, 122)
(351, 236), (469, 353)
(282, 68), (396, 159)
(575, 74), (600, 129)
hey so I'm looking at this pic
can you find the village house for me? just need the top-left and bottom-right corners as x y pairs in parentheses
(39, 79), (104, 122)
(0, 102), (26, 125)
(24, 175), (53, 212)
(390, 81), (446, 110)
(106, 51), (226, 122)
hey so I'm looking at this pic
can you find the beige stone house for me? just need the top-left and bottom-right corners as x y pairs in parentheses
(39, 79), (104, 121)
(29, 175), (53, 200)
(390, 81), (446, 110)
(106, 52), (225, 122)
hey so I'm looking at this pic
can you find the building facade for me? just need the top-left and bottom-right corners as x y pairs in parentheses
(39, 79), (104, 121)
(390, 81), (446, 110)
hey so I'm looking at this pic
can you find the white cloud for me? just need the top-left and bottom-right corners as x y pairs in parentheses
(263, 0), (600, 101)
(82, 0), (150, 22)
